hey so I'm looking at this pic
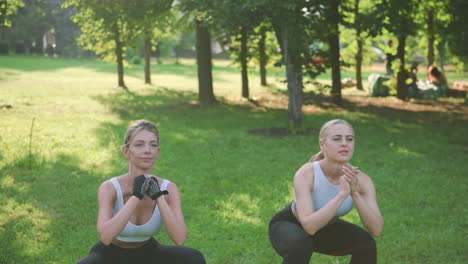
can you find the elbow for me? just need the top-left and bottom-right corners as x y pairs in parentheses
(99, 235), (113, 246)
(174, 235), (187, 246)
(174, 238), (186, 246)
(298, 219), (318, 236)
(98, 229), (113, 246)
(371, 228), (382, 237)
(371, 220), (384, 237)
(174, 230), (188, 246)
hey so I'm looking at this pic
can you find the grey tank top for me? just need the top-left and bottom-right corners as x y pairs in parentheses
(109, 177), (170, 242)
(295, 161), (353, 218)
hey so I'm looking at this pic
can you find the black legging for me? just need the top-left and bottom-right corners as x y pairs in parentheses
(269, 203), (376, 264)
(77, 237), (205, 264)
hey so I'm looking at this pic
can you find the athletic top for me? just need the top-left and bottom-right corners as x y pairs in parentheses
(109, 177), (170, 242)
(295, 161), (353, 220)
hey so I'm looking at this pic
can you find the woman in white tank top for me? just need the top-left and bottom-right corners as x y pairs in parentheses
(77, 120), (205, 264)
(269, 119), (384, 264)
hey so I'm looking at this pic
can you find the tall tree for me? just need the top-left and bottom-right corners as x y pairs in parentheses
(265, 1), (324, 133)
(415, 0), (450, 68)
(177, 0), (217, 104)
(195, 18), (215, 104)
(129, 0), (173, 84)
(210, 0), (264, 99)
(250, 22), (279, 87)
(324, 0), (343, 104)
(374, 0), (420, 100)
(354, 0), (364, 90)
(258, 24), (268, 86)
(446, 0), (468, 63)
(65, 0), (141, 89)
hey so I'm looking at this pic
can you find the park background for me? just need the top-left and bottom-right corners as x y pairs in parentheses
(1, 0), (467, 263)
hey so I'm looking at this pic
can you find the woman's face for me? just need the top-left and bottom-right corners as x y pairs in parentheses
(123, 129), (160, 170)
(320, 124), (355, 163)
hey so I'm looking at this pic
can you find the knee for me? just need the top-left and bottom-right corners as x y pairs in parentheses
(189, 249), (206, 264)
(355, 231), (376, 252)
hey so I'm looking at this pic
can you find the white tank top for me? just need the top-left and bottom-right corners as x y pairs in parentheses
(295, 162), (353, 219)
(109, 177), (170, 242)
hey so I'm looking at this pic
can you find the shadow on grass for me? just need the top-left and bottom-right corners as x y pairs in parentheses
(0, 153), (105, 263)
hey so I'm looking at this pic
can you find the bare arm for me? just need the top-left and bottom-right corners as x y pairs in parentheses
(156, 183), (188, 246)
(96, 181), (140, 245)
(348, 171), (384, 236)
(294, 163), (350, 235)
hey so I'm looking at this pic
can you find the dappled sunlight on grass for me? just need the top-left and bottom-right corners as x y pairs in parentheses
(217, 193), (262, 226)
(0, 174), (31, 194)
(395, 146), (423, 157)
(0, 198), (52, 262)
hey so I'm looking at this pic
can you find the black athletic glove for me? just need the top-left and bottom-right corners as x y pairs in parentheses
(132, 174), (148, 200)
(146, 177), (169, 200)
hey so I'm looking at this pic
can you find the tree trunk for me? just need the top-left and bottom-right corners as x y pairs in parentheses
(144, 36), (151, 84)
(356, 38), (363, 90)
(115, 27), (126, 89)
(259, 26), (267, 86)
(195, 20), (216, 104)
(438, 36), (445, 71)
(240, 26), (249, 98)
(281, 24), (303, 134)
(328, 0), (342, 105)
(354, 0), (363, 90)
(396, 34), (408, 100)
(427, 8), (435, 66)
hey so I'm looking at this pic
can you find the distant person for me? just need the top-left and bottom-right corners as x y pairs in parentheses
(384, 40), (397, 75)
(77, 120), (205, 264)
(427, 64), (448, 97)
(407, 62), (420, 98)
(269, 119), (384, 264)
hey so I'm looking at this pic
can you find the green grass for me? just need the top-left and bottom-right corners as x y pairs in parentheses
(0, 55), (467, 263)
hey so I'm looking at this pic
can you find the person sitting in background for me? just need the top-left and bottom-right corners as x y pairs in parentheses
(407, 62), (419, 98)
(427, 65), (448, 97)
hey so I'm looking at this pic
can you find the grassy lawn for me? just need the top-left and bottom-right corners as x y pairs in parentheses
(0, 55), (467, 264)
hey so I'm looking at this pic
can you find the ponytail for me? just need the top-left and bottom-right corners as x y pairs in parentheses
(309, 150), (325, 162)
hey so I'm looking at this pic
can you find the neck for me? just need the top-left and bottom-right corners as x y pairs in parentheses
(319, 158), (346, 180)
(126, 166), (152, 179)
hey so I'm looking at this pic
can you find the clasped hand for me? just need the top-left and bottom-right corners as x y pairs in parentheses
(340, 164), (361, 195)
(132, 174), (169, 200)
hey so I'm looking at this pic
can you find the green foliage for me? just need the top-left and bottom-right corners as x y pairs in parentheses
(373, 0), (420, 37)
(64, 0), (174, 63)
(0, 0), (24, 27)
(446, 0), (468, 62)
(3, 0), (51, 52)
(340, 27), (377, 66)
(249, 24), (281, 70)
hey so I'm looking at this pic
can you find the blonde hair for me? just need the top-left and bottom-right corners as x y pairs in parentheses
(124, 119), (159, 147)
(309, 119), (354, 162)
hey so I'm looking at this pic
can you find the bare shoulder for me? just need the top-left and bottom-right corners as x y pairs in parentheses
(357, 171), (377, 194)
(98, 179), (117, 201)
(156, 178), (181, 201)
(294, 162), (315, 187)
(358, 171), (374, 185)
